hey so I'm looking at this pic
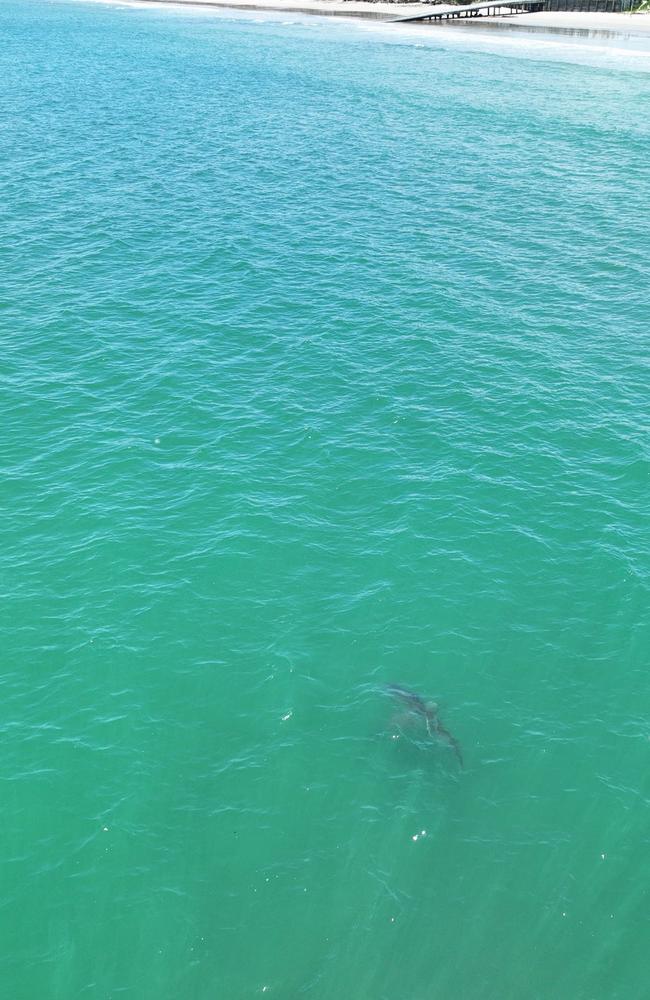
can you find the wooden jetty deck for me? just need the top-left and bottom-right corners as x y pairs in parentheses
(390, 0), (546, 23)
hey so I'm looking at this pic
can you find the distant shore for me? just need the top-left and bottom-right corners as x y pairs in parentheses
(117, 0), (650, 35)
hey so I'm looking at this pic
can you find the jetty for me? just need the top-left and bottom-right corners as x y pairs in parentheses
(390, 0), (546, 23)
(389, 0), (630, 23)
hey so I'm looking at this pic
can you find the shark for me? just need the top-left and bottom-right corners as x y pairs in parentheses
(386, 683), (463, 767)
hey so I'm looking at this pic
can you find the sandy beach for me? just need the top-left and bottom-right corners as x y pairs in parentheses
(111, 0), (434, 17)
(120, 0), (650, 35)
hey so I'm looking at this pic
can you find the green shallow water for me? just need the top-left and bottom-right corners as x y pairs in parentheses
(2, 1), (650, 997)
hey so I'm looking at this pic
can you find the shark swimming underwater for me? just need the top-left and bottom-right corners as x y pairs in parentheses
(386, 684), (463, 767)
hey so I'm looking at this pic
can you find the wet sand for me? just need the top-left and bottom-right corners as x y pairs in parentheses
(485, 10), (650, 34)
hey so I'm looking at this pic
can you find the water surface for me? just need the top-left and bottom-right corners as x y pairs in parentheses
(2, 2), (649, 997)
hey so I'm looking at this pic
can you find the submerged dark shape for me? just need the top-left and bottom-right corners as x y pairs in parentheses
(386, 684), (463, 767)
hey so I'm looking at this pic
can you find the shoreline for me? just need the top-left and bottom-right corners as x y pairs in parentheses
(113, 0), (650, 36)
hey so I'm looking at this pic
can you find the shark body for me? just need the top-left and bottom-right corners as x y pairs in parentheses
(386, 683), (463, 767)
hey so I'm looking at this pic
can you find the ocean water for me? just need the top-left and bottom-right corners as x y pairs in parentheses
(2, 1), (650, 997)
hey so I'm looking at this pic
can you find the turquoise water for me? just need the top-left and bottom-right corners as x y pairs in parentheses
(2, 1), (650, 996)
